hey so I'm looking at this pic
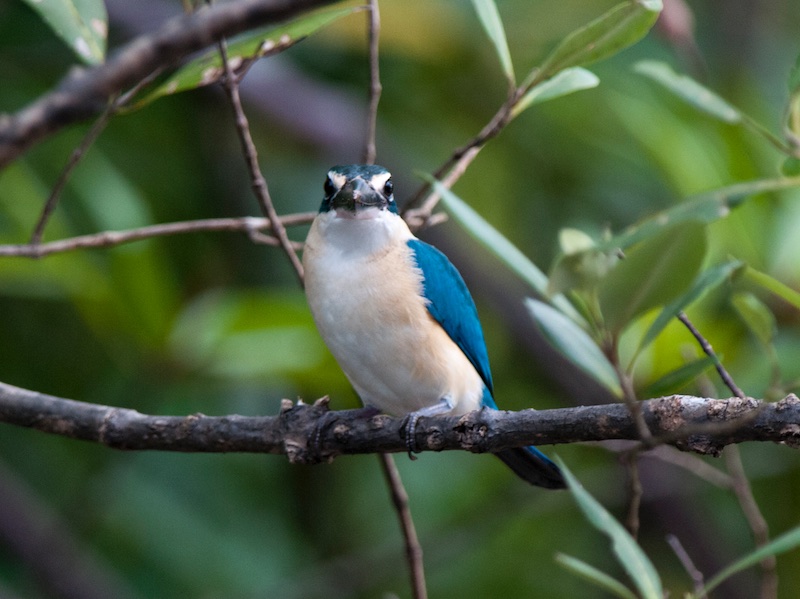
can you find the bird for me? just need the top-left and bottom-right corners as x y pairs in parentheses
(302, 164), (565, 489)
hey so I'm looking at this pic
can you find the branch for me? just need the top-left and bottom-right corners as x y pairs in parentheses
(0, 0), (336, 169)
(28, 103), (114, 245)
(377, 454), (427, 599)
(0, 213), (314, 257)
(362, 0), (381, 165)
(402, 88), (516, 226)
(2, 381), (798, 460)
(678, 311), (746, 399)
(217, 37), (306, 284)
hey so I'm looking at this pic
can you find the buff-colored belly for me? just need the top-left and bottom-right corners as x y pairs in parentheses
(304, 228), (484, 416)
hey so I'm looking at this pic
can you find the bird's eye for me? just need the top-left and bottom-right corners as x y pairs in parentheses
(323, 176), (336, 197)
(383, 178), (393, 197)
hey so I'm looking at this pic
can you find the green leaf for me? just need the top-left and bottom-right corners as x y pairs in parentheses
(637, 260), (743, 354)
(600, 177), (800, 254)
(782, 157), (800, 177)
(537, 0), (662, 80)
(424, 174), (587, 325)
(557, 459), (664, 599)
(526, 299), (622, 396)
(548, 228), (619, 295)
(559, 228), (596, 254)
(555, 554), (638, 599)
(634, 60), (742, 123)
(22, 0), (107, 64)
(129, 6), (359, 109)
(635, 60), (797, 154)
(742, 265), (800, 312)
(598, 222), (707, 335)
(732, 292), (777, 347)
(471, 0), (514, 83)
(548, 249), (619, 296)
(788, 50), (800, 95)
(641, 355), (717, 398)
(513, 67), (599, 117)
(702, 525), (800, 596)
(789, 52), (800, 142)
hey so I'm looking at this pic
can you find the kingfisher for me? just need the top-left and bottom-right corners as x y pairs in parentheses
(303, 164), (565, 489)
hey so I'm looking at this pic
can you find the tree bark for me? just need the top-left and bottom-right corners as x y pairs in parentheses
(2, 381), (798, 461)
(0, 0), (336, 169)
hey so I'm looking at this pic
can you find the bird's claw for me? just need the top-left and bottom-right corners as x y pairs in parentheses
(311, 410), (333, 462)
(404, 413), (420, 461)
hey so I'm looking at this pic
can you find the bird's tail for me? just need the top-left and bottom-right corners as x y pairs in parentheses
(495, 446), (566, 489)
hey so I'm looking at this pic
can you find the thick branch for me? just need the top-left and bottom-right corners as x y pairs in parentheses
(1, 382), (799, 461)
(0, 0), (335, 169)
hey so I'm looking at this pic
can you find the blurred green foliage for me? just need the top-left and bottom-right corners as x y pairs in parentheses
(1, 0), (800, 598)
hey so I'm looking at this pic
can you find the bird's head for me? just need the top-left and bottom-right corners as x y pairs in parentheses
(319, 164), (396, 218)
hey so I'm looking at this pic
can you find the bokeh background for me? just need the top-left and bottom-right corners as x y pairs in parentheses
(1, 0), (800, 597)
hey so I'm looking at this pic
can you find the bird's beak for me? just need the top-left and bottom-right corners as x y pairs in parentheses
(331, 177), (387, 213)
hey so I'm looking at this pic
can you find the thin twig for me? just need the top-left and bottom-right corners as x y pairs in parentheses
(608, 342), (651, 540)
(623, 451), (642, 539)
(677, 311), (777, 599)
(678, 311), (745, 399)
(613, 359), (653, 444)
(404, 146), (482, 229)
(666, 533), (707, 598)
(401, 78), (526, 227)
(217, 37), (305, 285)
(0, 214), (313, 257)
(402, 102), (510, 227)
(362, 0), (381, 165)
(377, 454), (427, 599)
(28, 69), (167, 246)
(29, 102), (116, 245)
(725, 445), (778, 599)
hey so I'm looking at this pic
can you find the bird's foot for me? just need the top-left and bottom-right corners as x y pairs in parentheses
(402, 396), (454, 461)
(403, 413), (421, 460)
(310, 398), (333, 462)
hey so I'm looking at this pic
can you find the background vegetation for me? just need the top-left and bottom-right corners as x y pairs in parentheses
(1, 0), (800, 597)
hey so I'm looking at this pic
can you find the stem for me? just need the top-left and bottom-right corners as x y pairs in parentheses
(363, 0), (381, 165)
(0, 215), (313, 258)
(677, 311), (776, 598)
(678, 311), (745, 399)
(217, 37), (305, 285)
(725, 446), (778, 599)
(377, 454), (427, 599)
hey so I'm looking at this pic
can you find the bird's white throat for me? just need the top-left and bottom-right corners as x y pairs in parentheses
(314, 208), (413, 258)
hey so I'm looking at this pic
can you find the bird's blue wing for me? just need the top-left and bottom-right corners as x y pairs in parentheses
(407, 239), (494, 396)
(408, 240), (566, 488)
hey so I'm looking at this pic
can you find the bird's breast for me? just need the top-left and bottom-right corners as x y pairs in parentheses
(303, 220), (484, 415)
